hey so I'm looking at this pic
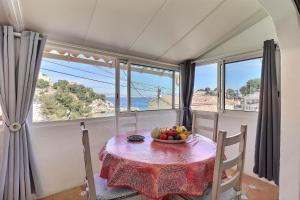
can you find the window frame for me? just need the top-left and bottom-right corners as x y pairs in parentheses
(118, 62), (180, 113)
(192, 62), (220, 112)
(193, 50), (264, 113)
(222, 56), (263, 113)
(30, 52), (180, 124)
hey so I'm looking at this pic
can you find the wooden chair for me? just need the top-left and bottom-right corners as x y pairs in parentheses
(116, 111), (137, 133)
(192, 111), (219, 142)
(180, 125), (247, 200)
(80, 122), (139, 200)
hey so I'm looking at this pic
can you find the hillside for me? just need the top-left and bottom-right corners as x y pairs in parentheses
(33, 78), (114, 121)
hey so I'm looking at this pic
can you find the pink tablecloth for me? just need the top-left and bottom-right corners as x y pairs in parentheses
(99, 130), (218, 199)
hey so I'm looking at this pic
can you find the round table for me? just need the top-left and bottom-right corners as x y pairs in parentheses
(99, 130), (218, 199)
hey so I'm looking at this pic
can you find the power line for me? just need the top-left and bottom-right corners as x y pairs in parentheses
(41, 68), (165, 94)
(42, 60), (173, 95)
(43, 59), (172, 92)
(122, 69), (144, 97)
(44, 59), (123, 82)
(41, 68), (123, 86)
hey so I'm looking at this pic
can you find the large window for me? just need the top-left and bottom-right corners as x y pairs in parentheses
(33, 57), (116, 122)
(192, 57), (263, 113)
(32, 49), (179, 122)
(224, 58), (262, 111)
(192, 63), (218, 112)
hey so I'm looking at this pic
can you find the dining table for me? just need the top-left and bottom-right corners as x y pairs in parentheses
(98, 129), (220, 199)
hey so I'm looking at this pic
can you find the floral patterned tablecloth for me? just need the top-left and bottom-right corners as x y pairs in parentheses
(99, 130), (219, 199)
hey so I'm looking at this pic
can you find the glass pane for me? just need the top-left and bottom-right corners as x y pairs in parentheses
(175, 71), (180, 109)
(33, 57), (115, 122)
(119, 63), (128, 111)
(130, 64), (173, 111)
(225, 58), (262, 111)
(192, 63), (218, 112)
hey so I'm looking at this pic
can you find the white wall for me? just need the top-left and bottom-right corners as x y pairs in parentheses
(218, 112), (259, 177)
(258, 0), (300, 199)
(28, 110), (177, 198)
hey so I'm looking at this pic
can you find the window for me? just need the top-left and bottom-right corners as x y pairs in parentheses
(174, 71), (180, 109)
(120, 62), (129, 111)
(192, 63), (218, 112)
(224, 58), (262, 111)
(32, 48), (179, 122)
(129, 64), (175, 111)
(33, 57), (116, 122)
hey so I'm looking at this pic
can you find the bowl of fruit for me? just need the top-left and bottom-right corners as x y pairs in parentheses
(151, 126), (191, 144)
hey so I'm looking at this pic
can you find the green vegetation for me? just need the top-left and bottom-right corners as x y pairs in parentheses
(37, 79), (49, 89)
(196, 78), (261, 99)
(196, 87), (218, 96)
(37, 79), (106, 120)
(239, 78), (261, 96)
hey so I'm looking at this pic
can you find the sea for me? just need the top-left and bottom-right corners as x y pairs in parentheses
(106, 97), (152, 111)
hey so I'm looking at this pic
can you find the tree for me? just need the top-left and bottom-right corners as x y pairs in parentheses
(38, 79), (106, 120)
(204, 87), (211, 95)
(226, 88), (235, 99)
(239, 78), (261, 96)
(37, 79), (49, 89)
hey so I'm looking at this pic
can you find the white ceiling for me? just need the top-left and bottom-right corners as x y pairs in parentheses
(0, 0), (267, 64)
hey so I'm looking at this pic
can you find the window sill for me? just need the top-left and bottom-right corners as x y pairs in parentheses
(220, 110), (258, 119)
(29, 109), (178, 128)
(30, 115), (116, 128)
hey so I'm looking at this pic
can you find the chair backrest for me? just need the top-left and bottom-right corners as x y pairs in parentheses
(211, 125), (247, 200)
(192, 111), (219, 141)
(116, 111), (137, 133)
(80, 122), (97, 200)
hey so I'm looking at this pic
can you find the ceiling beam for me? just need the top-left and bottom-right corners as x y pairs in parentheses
(2, 0), (24, 31)
(192, 8), (268, 62)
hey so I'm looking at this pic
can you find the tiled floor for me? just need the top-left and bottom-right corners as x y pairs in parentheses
(41, 174), (278, 200)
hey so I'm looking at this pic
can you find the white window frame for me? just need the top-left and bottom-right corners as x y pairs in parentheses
(194, 50), (265, 113)
(30, 52), (180, 124)
(117, 61), (180, 113)
(193, 61), (220, 113)
(222, 55), (263, 113)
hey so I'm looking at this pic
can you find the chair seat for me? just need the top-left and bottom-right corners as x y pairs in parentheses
(94, 175), (139, 200)
(180, 187), (238, 200)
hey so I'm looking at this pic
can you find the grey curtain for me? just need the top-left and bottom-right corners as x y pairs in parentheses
(253, 39), (280, 185)
(0, 26), (46, 200)
(180, 60), (195, 130)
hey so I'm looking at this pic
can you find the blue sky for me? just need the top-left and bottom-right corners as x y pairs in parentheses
(40, 57), (261, 98)
(40, 58), (178, 98)
(194, 58), (262, 91)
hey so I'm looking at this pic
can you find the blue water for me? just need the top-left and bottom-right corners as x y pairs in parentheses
(106, 97), (152, 111)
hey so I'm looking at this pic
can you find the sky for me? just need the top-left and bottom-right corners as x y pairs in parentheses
(40, 58), (178, 98)
(194, 58), (262, 91)
(40, 57), (261, 98)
